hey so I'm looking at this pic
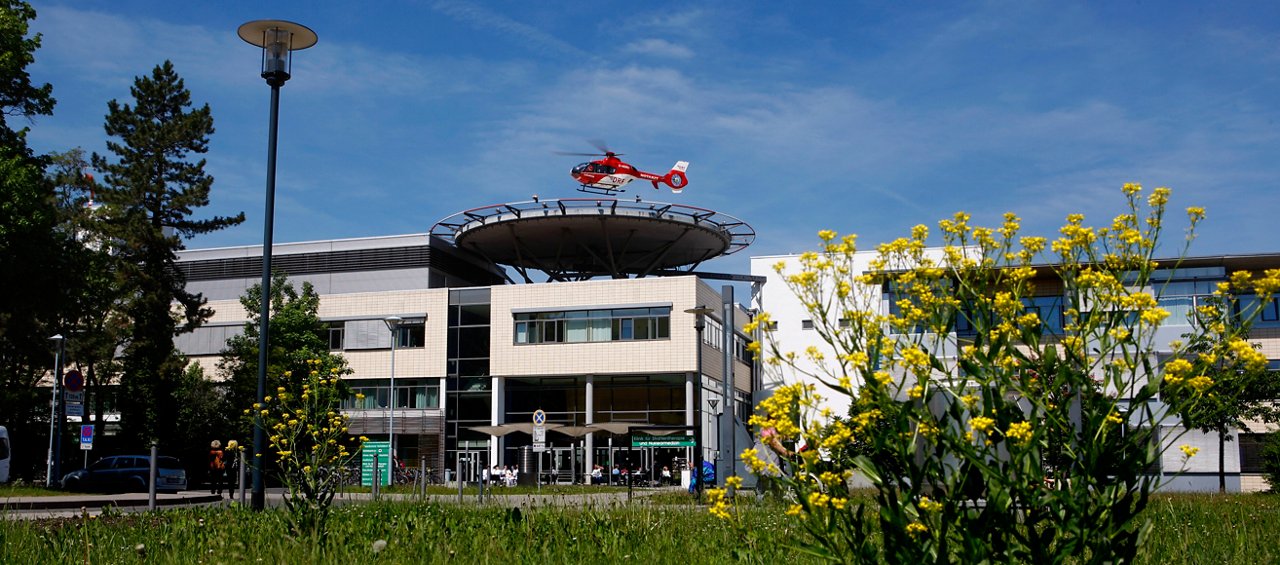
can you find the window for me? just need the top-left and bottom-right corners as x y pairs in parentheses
(514, 307), (670, 344)
(394, 323), (425, 348)
(801, 319), (814, 330)
(327, 322), (345, 350)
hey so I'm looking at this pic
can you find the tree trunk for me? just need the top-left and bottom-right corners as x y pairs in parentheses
(1219, 429), (1227, 493)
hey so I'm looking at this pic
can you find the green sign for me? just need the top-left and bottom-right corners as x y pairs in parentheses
(361, 441), (392, 486)
(632, 434), (695, 448)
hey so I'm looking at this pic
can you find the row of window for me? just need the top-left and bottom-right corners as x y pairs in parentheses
(514, 307), (672, 344)
(340, 380), (441, 410)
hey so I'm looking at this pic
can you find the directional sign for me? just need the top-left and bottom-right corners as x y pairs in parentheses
(63, 370), (84, 393)
(633, 434), (695, 448)
(360, 441), (392, 486)
(80, 425), (94, 450)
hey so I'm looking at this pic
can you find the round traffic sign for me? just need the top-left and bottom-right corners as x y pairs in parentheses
(63, 369), (84, 393)
(532, 409), (546, 425)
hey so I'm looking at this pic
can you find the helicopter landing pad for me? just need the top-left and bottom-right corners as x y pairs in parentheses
(430, 199), (755, 282)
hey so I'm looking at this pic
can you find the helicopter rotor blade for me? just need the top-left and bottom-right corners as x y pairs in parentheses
(587, 138), (611, 154)
(553, 151), (602, 157)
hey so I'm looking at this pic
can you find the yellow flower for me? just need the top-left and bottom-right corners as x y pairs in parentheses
(918, 496), (943, 513)
(907, 385), (923, 400)
(906, 522), (928, 538)
(1005, 421), (1033, 445)
(786, 504), (803, 516)
(1179, 445), (1199, 459)
(970, 416), (996, 434)
(725, 475), (744, 489)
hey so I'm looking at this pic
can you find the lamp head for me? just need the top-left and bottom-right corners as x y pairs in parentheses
(384, 316), (404, 331)
(238, 20), (317, 87)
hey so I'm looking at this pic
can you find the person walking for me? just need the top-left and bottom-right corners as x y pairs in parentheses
(208, 440), (226, 496)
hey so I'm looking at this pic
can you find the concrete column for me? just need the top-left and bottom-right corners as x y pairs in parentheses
(686, 371), (695, 468)
(719, 285), (735, 487)
(584, 375), (595, 483)
(491, 376), (504, 466)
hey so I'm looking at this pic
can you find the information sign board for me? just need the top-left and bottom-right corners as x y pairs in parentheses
(80, 425), (94, 450)
(360, 441), (392, 486)
(632, 434), (696, 448)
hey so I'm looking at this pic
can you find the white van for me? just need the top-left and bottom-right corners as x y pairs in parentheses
(0, 426), (10, 483)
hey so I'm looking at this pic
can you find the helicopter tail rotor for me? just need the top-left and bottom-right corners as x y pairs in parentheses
(655, 161), (689, 193)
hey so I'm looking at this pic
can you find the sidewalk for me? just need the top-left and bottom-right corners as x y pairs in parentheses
(1, 491), (224, 512)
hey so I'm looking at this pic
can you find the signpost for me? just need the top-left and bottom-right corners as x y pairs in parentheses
(64, 369), (85, 420)
(361, 441), (392, 487)
(80, 424), (94, 468)
(532, 409), (547, 453)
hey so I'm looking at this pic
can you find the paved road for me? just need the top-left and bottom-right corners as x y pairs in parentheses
(2, 487), (681, 520)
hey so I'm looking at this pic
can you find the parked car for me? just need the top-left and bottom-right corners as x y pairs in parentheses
(62, 455), (187, 493)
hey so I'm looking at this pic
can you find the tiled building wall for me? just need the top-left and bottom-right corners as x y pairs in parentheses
(489, 277), (700, 377)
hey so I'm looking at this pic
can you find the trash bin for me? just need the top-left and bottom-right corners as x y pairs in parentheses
(518, 446), (536, 486)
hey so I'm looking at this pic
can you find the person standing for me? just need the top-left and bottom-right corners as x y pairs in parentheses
(208, 440), (226, 496)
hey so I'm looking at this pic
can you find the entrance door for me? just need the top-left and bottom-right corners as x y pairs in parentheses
(455, 450), (487, 483)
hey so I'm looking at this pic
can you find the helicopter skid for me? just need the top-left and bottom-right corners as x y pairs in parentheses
(576, 184), (625, 196)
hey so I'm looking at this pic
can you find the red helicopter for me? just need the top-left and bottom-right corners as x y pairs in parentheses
(560, 144), (688, 196)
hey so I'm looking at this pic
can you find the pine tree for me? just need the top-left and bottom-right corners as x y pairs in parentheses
(91, 61), (244, 448)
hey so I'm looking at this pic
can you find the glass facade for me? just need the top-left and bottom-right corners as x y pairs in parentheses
(446, 288), (492, 468)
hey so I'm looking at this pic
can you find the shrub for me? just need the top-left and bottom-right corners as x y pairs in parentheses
(729, 185), (1278, 563)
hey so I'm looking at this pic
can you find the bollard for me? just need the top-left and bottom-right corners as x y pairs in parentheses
(148, 443), (158, 510)
(238, 451), (247, 505)
(373, 453), (380, 500)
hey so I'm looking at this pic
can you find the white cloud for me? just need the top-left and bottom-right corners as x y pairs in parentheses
(621, 39), (694, 59)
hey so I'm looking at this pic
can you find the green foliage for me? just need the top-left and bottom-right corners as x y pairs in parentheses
(741, 186), (1276, 563)
(1262, 431), (1280, 493)
(219, 273), (351, 441)
(0, 0), (54, 152)
(1179, 294), (1280, 491)
(89, 61), (244, 449)
(0, 0), (61, 479)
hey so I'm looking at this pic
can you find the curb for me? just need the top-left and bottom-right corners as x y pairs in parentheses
(1, 493), (225, 511)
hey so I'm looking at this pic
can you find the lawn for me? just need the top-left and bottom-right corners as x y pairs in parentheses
(0, 484), (70, 498)
(0, 492), (1276, 564)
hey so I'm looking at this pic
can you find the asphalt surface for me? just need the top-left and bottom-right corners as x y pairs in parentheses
(1, 487), (676, 520)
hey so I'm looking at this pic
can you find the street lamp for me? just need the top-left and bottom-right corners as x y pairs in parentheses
(238, 19), (317, 511)
(46, 334), (65, 488)
(384, 316), (403, 462)
(685, 306), (715, 497)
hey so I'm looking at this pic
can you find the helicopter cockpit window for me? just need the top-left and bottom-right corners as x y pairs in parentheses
(573, 163), (589, 174)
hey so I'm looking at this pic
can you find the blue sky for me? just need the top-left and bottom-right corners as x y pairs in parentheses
(24, 1), (1280, 275)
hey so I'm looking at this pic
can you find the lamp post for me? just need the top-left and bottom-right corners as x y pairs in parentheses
(46, 334), (65, 488)
(238, 19), (317, 511)
(685, 306), (715, 497)
(384, 316), (403, 462)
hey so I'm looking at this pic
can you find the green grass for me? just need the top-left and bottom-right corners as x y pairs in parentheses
(338, 484), (637, 496)
(0, 484), (70, 497)
(0, 502), (803, 564)
(0, 492), (1276, 564)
